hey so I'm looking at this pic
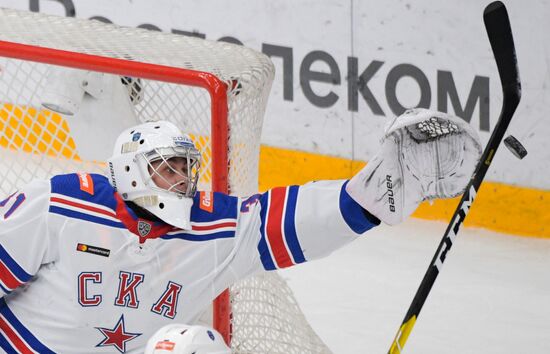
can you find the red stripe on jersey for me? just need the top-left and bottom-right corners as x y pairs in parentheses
(191, 221), (236, 231)
(0, 260), (23, 290)
(0, 315), (34, 354)
(266, 187), (294, 268)
(50, 197), (115, 218)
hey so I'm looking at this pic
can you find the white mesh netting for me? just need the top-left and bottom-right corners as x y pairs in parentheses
(0, 8), (331, 354)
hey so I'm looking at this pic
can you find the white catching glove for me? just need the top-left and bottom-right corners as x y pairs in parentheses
(346, 108), (482, 225)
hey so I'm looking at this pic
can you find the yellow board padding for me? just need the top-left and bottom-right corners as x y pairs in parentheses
(2, 104), (547, 238)
(0, 103), (78, 160)
(0, 105), (213, 187)
(258, 145), (550, 238)
(259, 145), (365, 189)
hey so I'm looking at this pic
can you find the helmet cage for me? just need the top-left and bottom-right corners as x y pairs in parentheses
(138, 145), (201, 198)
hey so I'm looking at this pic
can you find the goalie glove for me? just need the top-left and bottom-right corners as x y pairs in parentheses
(346, 108), (482, 225)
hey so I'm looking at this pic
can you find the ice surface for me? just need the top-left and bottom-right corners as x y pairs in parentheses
(281, 218), (550, 354)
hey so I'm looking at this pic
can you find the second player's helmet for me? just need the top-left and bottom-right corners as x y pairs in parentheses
(144, 324), (231, 354)
(108, 121), (201, 230)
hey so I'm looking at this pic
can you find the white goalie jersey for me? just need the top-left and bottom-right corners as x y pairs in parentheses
(0, 173), (378, 353)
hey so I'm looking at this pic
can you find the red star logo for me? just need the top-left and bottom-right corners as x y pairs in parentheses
(95, 314), (141, 353)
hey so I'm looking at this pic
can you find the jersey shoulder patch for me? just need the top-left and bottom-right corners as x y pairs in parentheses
(161, 192), (239, 242)
(50, 173), (116, 209)
(191, 191), (238, 223)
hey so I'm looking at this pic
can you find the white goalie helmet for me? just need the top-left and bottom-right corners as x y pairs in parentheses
(145, 324), (231, 354)
(107, 121), (201, 230)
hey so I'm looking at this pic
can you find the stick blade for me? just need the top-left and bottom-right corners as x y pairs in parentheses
(484, 1), (521, 103)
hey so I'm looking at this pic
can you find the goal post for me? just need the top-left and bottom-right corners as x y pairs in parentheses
(0, 28), (236, 345)
(0, 8), (332, 353)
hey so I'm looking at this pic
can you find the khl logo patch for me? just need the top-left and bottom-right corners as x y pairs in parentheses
(137, 220), (152, 238)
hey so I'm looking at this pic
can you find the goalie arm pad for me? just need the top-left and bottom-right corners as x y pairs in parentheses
(235, 180), (380, 272)
(346, 108), (482, 225)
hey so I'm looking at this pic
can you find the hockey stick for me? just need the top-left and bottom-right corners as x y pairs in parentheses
(387, 2), (521, 353)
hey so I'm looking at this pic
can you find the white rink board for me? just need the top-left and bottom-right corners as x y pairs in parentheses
(0, 0), (548, 190)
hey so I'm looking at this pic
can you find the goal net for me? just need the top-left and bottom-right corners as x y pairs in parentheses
(0, 8), (331, 354)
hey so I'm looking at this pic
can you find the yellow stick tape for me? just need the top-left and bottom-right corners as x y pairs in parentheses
(259, 145), (549, 238)
(388, 316), (417, 354)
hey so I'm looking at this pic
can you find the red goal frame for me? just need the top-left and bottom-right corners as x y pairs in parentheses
(0, 39), (233, 344)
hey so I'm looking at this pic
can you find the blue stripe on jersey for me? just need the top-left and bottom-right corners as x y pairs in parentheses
(0, 299), (56, 353)
(0, 332), (13, 353)
(160, 231), (235, 242)
(0, 192), (16, 207)
(339, 181), (379, 234)
(283, 186), (306, 264)
(0, 245), (32, 283)
(50, 174), (117, 210)
(49, 206), (125, 229)
(0, 284), (10, 295)
(257, 191), (277, 271)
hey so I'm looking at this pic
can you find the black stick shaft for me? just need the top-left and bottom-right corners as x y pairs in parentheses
(388, 2), (521, 353)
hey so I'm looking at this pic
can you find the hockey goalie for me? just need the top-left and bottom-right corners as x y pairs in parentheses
(0, 108), (480, 353)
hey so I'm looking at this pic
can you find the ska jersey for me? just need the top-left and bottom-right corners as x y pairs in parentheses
(0, 173), (378, 353)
